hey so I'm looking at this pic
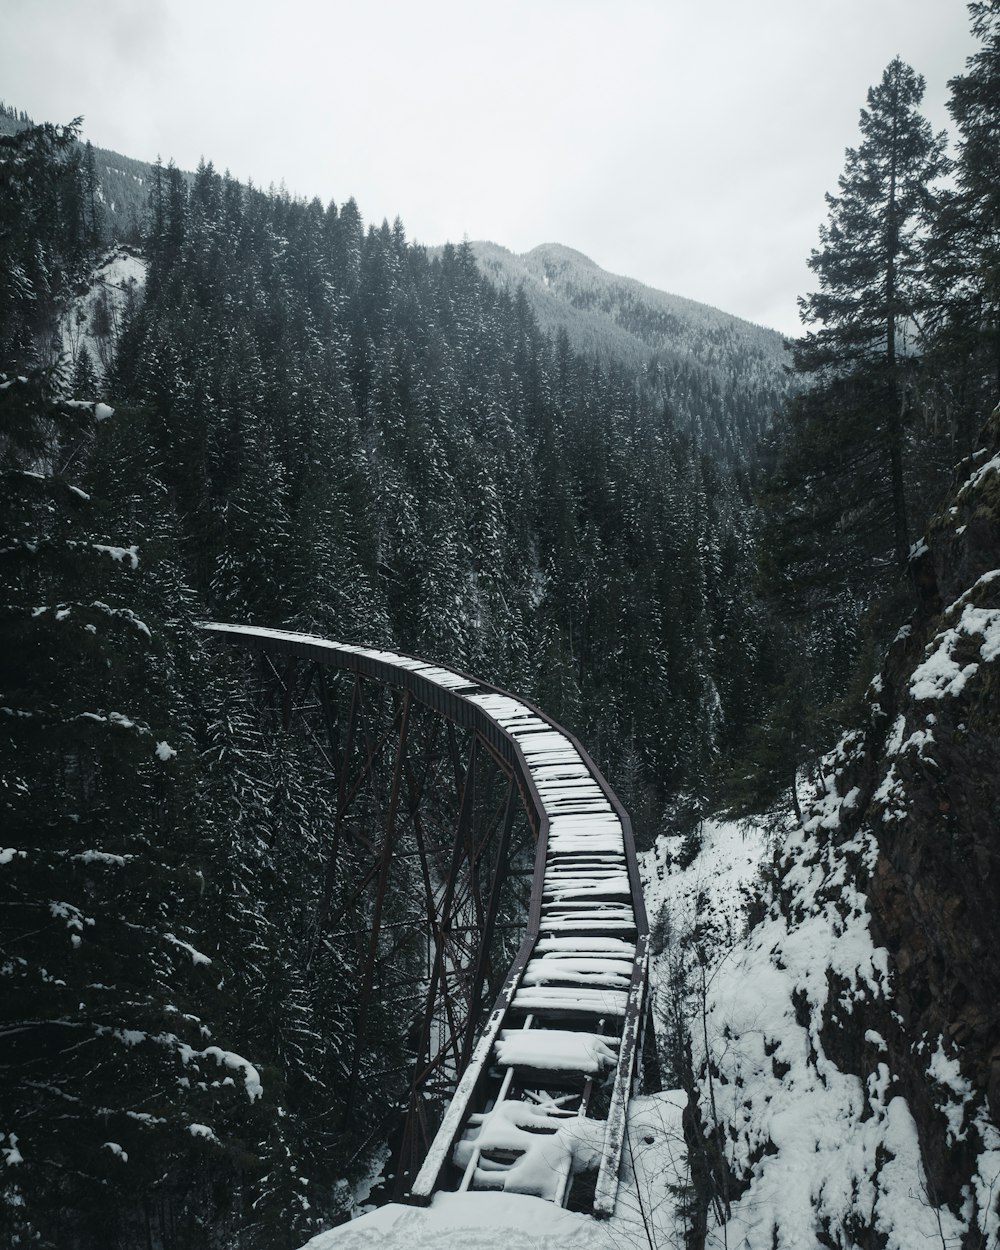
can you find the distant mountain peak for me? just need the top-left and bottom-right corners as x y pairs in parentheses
(524, 242), (601, 270)
(460, 238), (789, 381)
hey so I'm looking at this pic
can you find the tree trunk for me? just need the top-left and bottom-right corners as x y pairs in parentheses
(791, 766), (803, 825)
(886, 76), (910, 571)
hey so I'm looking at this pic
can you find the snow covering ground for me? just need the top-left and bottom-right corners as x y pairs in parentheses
(306, 1094), (687, 1250)
(640, 815), (776, 960)
(686, 761), (985, 1250)
(56, 248), (146, 375)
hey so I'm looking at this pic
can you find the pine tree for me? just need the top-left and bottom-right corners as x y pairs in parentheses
(81, 139), (104, 250)
(737, 61), (950, 814)
(796, 57), (949, 570)
(70, 343), (100, 397)
(0, 117), (83, 365)
(0, 368), (267, 1248)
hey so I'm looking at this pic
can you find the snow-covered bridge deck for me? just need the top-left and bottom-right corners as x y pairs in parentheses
(202, 623), (653, 1217)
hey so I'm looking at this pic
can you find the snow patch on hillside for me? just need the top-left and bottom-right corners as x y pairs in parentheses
(57, 248), (146, 376)
(641, 815), (776, 958)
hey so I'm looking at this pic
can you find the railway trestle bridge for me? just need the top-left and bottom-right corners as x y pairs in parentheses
(203, 623), (658, 1218)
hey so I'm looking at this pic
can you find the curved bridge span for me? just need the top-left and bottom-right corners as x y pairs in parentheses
(203, 623), (657, 1218)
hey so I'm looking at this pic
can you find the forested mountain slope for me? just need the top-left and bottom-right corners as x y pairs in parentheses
(0, 102), (192, 241)
(451, 239), (792, 461)
(1, 115), (782, 1250)
(467, 240), (787, 369)
(1, 101), (787, 835)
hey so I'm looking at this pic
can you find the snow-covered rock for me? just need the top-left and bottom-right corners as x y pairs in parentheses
(676, 409), (1000, 1249)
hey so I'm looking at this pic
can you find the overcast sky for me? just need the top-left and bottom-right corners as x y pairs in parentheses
(3, 0), (978, 336)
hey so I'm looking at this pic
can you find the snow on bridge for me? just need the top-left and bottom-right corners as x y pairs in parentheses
(202, 623), (656, 1218)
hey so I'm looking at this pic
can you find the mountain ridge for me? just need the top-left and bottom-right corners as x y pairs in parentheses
(492, 239), (781, 333)
(0, 103), (193, 239)
(460, 238), (790, 369)
(3, 101), (792, 448)
(448, 239), (793, 456)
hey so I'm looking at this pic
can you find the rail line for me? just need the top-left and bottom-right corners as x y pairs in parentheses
(202, 622), (655, 1217)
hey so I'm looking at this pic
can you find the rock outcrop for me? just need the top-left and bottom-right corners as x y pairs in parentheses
(867, 411), (1000, 1219)
(693, 411), (1000, 1249)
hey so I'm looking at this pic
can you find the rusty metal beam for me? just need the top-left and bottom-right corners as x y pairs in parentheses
(460, 773), (518, 1069)
(393, 732), (480, 1195)
(344, 690), (412, 1119)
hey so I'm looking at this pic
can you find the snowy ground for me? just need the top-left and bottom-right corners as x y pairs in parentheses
(639, 814), (777, 962)
(307, 1093), (688, 1250)
(56, 248), (146, 374)
(682, 767), (986, 1249)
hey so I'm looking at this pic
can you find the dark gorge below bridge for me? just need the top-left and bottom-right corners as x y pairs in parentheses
(203, 623), (659, 1217)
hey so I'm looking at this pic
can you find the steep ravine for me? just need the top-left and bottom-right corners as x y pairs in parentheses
(691, 410), (1000, 1249)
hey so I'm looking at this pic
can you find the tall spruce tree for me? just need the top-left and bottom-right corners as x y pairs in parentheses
(0, 118), (83, 365)
(796, 56), (948, 571)
(744, 60), (948, 815)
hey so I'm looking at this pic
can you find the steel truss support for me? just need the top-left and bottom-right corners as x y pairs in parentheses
(240, 643), (533, 1198)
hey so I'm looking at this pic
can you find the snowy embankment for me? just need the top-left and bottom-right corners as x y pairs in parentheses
(641, 815), (775, 960)
(690, 766), (963, 1249)
(690, 754), (998, 1246)
(641, 795), (990, 1249)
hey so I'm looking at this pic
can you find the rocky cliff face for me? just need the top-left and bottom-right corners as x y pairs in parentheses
(868, 412), (1000, 1221)
(692, 412), (1000, 1249)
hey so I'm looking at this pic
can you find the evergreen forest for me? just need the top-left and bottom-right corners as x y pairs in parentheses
(3, 4), (1000, 1244)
